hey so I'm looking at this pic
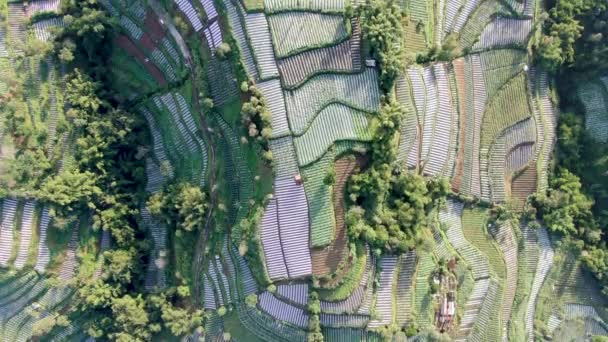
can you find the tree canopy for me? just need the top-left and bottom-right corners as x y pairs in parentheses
(536, 0), (608, 72)
(346, 100), (450, 253)
(357, 0), (404, 90)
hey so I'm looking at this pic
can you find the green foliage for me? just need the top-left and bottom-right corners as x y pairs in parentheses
(65, 69), (104, 115)
(148, 293), (204, 337)
(7, 149), (53, 190)
(79, 280), (121, 308)
(343, 99), (449, 253)
(533, 169), (608, 294)
(31, 313), (70, 337)
(56, 0), (116, 72)
(147, 182), (209, 232)
(533, 169), (599, 241)
(109, 294), (159, 342)
(104, 248), (139, 285)
(38, 169), (102, 211)
(581, 247), (608, 294)
(240, 81), (272, 151)
(215, 42), (233, 60)
(347, 169), (450, 253)
(369, 100), (405, 165)
(357, 0), (404, 90)
(307, 291), (321, 315)
(307, 292), (323, 342)
(323, 167), (336, 186)
(245, 294), (258, 308)
(556, 112), (587, 170)
(535, 0), (608, 72)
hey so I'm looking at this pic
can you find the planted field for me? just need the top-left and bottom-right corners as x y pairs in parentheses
(264, 0), (345, 13)
(277, 18), (362, 89)
(461, 208), (506, 281)
(311, 155), (363, 274)
(301, 152), (337, 248)
(578, 81), (608, 143)
(267, 12), (349, 58)
(0, 0), (599, 340)
(488, 118), (536, 202)
(293, 104), (371, 166)
(244, 12), (280, 79)
(284, 68), (381, 135)
(413, 250), (435, 328)
(472, 18), (532, 51)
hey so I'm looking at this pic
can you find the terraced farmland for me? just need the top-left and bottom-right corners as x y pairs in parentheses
(0, 0), (605, 341)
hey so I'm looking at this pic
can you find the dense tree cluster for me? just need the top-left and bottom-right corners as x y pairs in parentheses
(147, 182), (209, 232)
(22, 2), (209, 340)
(535, 0), (608, 72)
(240, 80), (273, 161)
(347, 168), (450, 252)
(532, 0), (608, 298)
(543, 82), (608, 296)
(533, 169), (608, 295)
(357, 0), (404, 90)
(346, 101), (450, 253)
(533, 169), (599, 241)
(56, 0), (115, 74)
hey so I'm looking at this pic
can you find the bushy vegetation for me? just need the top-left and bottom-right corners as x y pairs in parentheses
(535, 0), (608, 72)
(307, 291), (323, 342)
(147, 182), (209, 232)
(3, 2), (210, 340)
(357, 0), (404, 90)
(240, 81), (273, 161)
(346, 100), (450, 253)
(532, 169), (608, 296)
(534, 0), (608, 299)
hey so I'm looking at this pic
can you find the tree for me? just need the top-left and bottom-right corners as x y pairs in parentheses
(64, 70), (104, 114)
(323, 167), (336, 186)
(38, 169), (102, 211)
(357, 0), (404, 89)
(245, 294), (258, 308)
(160, 302), (203, 336)
(370, 100), (406, 164)
(104, 248), (138, 284)
(348, 170), (449, 253)
(215, 43), (232, 59)
(57, 1), (115, 68)
(78, 280), (121, 308)
(534, 169), (598, 240)
(537, 35), (565, 71)
(110, 294), (158, 342)
(534, 0), (608, 72)
(32, 314), (70, 337)
(5, 149), (53, 191)
(147, 182), (209, 232)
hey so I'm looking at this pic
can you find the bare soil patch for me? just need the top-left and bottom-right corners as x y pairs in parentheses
(510, 164), (537, 208)
(144, 10), (165, 41)
(139, 32), (157, 51)
(116, 35), (167, 86)
(311, 154), (367, 278)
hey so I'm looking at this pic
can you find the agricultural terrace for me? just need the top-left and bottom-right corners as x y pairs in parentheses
(0, 0), (605, 341)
